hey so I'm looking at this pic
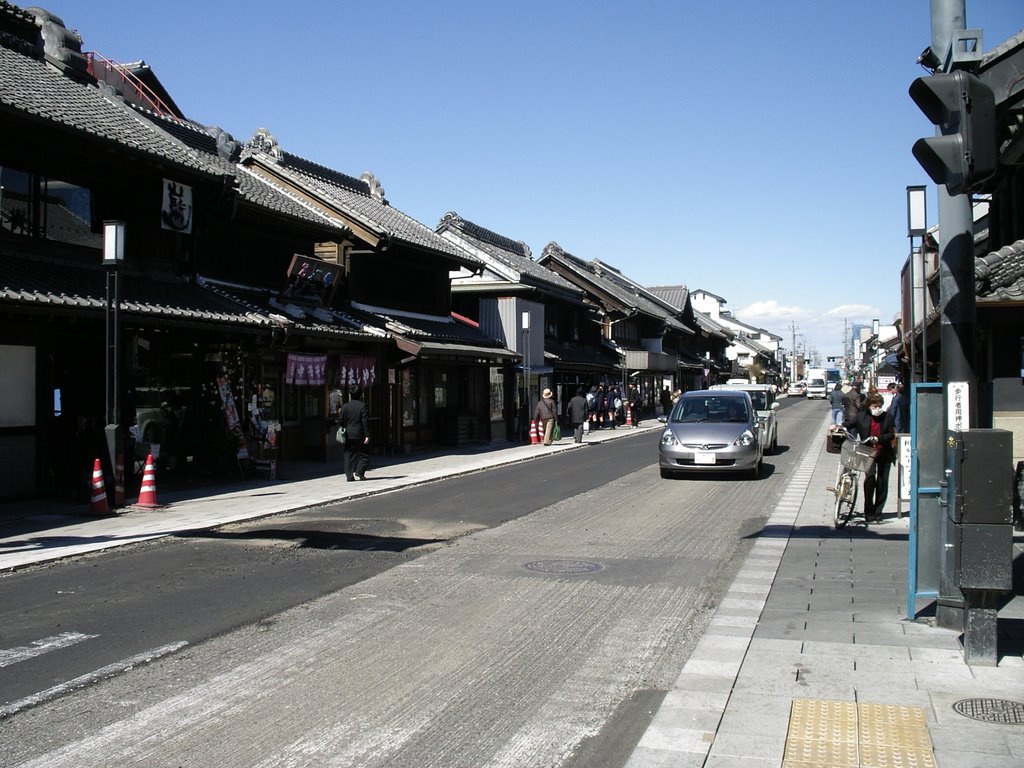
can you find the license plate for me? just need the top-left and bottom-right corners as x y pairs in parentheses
(694, 451), (716, 465)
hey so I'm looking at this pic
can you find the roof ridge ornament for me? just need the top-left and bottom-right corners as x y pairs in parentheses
(243, 127), (283, 163)
(359, 172), (386, 203)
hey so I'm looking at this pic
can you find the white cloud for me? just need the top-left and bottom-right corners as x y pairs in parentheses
(736, 299), (804, 320)
(826, 303), (881, 319)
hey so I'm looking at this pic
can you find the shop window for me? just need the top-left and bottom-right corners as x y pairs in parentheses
(0, 165), (101, 248)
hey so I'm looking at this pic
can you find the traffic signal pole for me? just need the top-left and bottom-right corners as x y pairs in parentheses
(929, 0), (978, 635)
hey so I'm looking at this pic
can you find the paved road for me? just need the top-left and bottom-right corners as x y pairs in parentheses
(0, 432), (659, 710)
(1, 398), (821, 767)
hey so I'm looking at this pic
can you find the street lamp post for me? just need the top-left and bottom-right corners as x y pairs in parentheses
(521, 310), (530, 439)
(103, 221), (125, 507)
(906, 185), (926, 382)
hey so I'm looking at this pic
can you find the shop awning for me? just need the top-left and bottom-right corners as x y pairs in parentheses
(394, 336), (517, 363)
(623, 349), (676, 372)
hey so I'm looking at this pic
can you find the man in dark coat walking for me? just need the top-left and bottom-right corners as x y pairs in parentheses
(340, 386), (370, 481)
(566, 387), (589, 443)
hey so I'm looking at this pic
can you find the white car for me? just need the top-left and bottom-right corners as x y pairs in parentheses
(710, 383), (779, 454)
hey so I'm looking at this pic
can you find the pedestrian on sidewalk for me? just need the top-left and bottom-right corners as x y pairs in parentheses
(607, 385), (621, 429)
(567, 387), (589, 443)
(841, 380), (863, 438)
(888, 382), (908, 433)
(828, 382), (845, 426)
(628, 384), (642, 427)
(534, 388), (558, 445)
(844, 392), (895, 522)
(340, 385), (370, 481)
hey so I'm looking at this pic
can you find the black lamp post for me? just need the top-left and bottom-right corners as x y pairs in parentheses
(103, 220), (125, 506)
(906, 185), (926, 381)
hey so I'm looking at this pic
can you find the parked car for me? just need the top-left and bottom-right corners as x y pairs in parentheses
(710, 383), (779, 454)
(658, 390), (762, 479)
(790, 380), (806, 397)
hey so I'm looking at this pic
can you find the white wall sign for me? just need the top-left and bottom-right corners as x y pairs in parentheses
(947, 381), (969, 432)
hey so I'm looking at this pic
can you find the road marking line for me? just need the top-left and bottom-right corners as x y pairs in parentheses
(0, 641), (188, 719)
(0, 632), (99, 668)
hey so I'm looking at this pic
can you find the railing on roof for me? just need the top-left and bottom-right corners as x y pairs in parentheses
(85, 52), (180, 122)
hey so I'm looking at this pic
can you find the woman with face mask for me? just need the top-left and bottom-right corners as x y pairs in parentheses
(842, 392), (895, 523)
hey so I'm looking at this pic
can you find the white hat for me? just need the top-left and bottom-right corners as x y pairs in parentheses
(542, 388), (553, 398)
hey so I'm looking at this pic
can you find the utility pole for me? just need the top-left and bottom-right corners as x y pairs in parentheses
(789, 321), (799, 384)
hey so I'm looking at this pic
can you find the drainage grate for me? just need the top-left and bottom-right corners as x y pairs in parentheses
(952, 698), (1024, 724)
(522, 559), (603, 574)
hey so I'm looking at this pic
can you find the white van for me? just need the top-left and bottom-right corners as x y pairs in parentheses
(805, 368), (827, 399)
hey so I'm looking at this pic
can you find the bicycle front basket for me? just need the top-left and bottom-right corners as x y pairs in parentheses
(840, 440), (876, 472)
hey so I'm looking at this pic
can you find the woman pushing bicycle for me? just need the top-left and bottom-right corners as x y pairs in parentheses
(842, 392), (896, 522)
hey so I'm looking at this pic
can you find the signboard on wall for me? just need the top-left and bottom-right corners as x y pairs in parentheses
(280, 254), (341, 307)
(161, 179), (193, 234)
(0, 345), (35, 427)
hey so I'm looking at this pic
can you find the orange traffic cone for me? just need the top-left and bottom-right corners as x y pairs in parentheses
(136, 454), (161, 508)
(529, 419), (539, 444)
(88, 458), (109, 515)
(626, 402), (632, 426)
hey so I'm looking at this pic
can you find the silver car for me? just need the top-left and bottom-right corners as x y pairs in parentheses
(658, 390), (762, 479)
(710, 383), (779, 454)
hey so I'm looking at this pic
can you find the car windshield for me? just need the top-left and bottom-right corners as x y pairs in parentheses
(673, 397), (749, 423)
(745, 391), (768, 410)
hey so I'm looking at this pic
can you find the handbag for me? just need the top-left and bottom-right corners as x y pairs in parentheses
(335, 425), (347, 444)
(553, 422), (561, 441)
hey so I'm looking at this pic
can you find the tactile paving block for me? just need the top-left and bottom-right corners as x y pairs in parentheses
(783, 699), (937, 768)
(858, 742), (936, 768)
(783, 737), (860, 766)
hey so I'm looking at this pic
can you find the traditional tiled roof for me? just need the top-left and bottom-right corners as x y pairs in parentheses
(646, 285), (689, 311)
(0, 44), (227, 179)
(240, 136), (479, 268)
(138, 113), (346, 233)
(0, 251), (276, 330)
(438, 212), (580, 296)
(539, 243), (691, 334)
(976, 238), (1024, 302)
(197, 277), (387, 341)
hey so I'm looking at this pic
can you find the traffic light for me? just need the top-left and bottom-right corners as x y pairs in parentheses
(909, 70), (997, 195)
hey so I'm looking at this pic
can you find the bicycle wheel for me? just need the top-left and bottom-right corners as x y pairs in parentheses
(834, 472), (855, 528)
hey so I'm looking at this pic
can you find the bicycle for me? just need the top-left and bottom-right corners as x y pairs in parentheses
(829, 427), (879, 529)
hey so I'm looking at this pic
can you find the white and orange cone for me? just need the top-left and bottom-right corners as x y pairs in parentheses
(88, 458), (109, 515)
(529, 419), (539, 445)
(136, 454), (161, 508)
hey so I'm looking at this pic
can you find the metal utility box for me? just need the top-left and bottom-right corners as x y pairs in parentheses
(949, 429), (1014, 592)
(951, 430), (1014, 525)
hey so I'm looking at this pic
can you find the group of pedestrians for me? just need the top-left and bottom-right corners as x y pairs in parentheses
(532, 384), (645, 446)
(828, 379), (908, 522)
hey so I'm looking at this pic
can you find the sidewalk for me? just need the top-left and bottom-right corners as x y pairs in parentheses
(628, 429), (1024, 768)
(0, 424), (655, 572)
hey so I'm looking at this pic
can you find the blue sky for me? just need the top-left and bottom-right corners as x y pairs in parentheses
(53, 1), (1021, 361)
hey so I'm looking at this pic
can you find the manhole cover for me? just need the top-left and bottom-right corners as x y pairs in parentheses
(522, 559), (603, 574)
(952, 698), (1024, 724)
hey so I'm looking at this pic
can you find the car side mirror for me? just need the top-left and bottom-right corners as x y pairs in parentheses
(657, 415), (667, 423)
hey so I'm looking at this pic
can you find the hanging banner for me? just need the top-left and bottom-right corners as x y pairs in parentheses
(161, 179), (193, 234)
(285, 353), (327, 386)
(337, 355), (376, 390)
(216, 376), (248, 459)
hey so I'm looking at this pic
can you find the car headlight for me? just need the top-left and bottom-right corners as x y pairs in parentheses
(661, 430), (679, 447)
(732, 430), (755, 447)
